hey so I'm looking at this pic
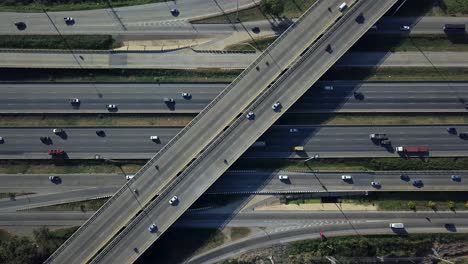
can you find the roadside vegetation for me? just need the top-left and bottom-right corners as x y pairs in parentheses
(390, 0), (468, 16)
(232, 157), (468, 171)
(0, 114), (193, 127)
(0, 227), (77, 263)
(345, 192), (468, 211)
(0, 159), (145, 174)
(0, 68), (242, 82)
(31, 197), (109, 212)
(288, 234), (467, 261)
(228, 34), (468, 52)
(0, 0), (164, 12)
(277, 113), (468, 126)
(192, 0), (316, 23)
(136, 228), (226, 264)
(0, 35), (119, 50)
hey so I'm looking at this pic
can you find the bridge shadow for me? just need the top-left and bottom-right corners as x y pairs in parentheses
(135, 4), (439, 263)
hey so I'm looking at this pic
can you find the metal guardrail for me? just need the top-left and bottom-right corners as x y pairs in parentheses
(90, 1), (370, 262)
(46, 0), (344, 262)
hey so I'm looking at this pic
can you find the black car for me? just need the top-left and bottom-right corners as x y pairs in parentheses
(96, 130), (106, 137)
(459, 132), (468, 139)
(400, 174), (410, 181)
(447, 127), (457, 134)
(412, 179), (423, 186)
(40, 136), (52, 144)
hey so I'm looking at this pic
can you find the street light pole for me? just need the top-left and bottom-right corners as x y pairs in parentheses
(237, 0), (239, 21)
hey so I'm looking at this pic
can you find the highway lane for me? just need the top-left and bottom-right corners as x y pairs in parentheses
(91, 1), (399, 263)
(2, 82), (468, 113)
(2, 125), (468, 159)
(0, 170), (465, 212)
(186, 211), (468, 264)
(0, 187), (117, 212)
(0, 0), (256, 35)
(3, 51), (468, 69)
(1, 171), (466, 194)
(46, 1), (346, 263)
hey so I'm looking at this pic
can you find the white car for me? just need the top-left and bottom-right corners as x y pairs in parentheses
(272, 102), (281, 110)
(182, 92), (191, 98)
(289, 128), (299, 133)
(323, 85), (333, 91)
(49, 176), (59, 182)
(389, 223), (405, 229)
(150, 136), (159, 141)
(148, 223), (157, 232)
(0, 136), (3, 143)
(278, 175), (289, 180)
(70, 98), (80, 104)
(371, 181), (381, 187)
(400, 25), (411, 31)
(341, 175), (352, 181)
(125, 174), (135, 180)
(169, 196), (178, 205)
(246, 111), (255, 120)
(106, 104), (117, 110)
(52, 128), (63, 134)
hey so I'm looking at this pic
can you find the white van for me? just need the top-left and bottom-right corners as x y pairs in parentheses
(339, 2), (347, 12)
(389, 223), (405, 229)
(125, 174), (135, 180)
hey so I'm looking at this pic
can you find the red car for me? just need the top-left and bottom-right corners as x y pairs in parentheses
(48, 149), (65, 155)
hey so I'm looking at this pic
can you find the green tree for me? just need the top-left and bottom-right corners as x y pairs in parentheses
(444, 0), (468, 15)
(465, 201), (468, 208)
(427, 201), (437, 210)
(260, 0), (285, 17)
(447, 201), (456, 210)
(407, 201), (416, 211)
(0, 236), (40, 264)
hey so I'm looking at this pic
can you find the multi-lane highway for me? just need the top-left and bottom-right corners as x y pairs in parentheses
(46, 0), (348, 262)
(1, 82), (468, 113)
(0, 0), (256, 34)
(1, 171), (466, 194)
(1, 125), (468, 159)
(185, 210), (468, 264)
(85, 1), (399, 263)
(2, 51), (468, 69)
(0, 171), (465, 212)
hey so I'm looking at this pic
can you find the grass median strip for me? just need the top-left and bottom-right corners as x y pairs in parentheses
(0, 114), (194, 127)
(345, 192), (468, 211)
(233, 157), (468, 171)
(31, 198), (109, 212)
(192, 0), (317, 23)
(0, 0), (165, 12)
(0, 68), (241, 82)
(277, 113), (468, 126)
(0, 160), (145, 174)
(0, 35), (119, 50)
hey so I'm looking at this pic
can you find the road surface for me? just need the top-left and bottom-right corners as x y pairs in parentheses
(2, 50), (468, 69)
(0, 0), (257, 34)
(46, 0), (346, 263)
(1, 125), (468, 159)
(1, 81), (468, 113)
(87, 1), (399, 264)
(0, 170), (465, 212)
(185, 210), (468, 264)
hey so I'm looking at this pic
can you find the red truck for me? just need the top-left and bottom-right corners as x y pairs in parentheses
(396, 145), (429, 153)
(48, 149), (65, 156)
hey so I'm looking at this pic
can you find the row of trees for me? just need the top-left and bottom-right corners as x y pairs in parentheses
(0, 227), (75, 264)
(407, 200), (468, 210)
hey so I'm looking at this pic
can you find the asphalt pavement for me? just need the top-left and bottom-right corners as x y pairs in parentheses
(2, 51), (468, 69)
(0, 170), (465, 212)
(0, 0), (256, 34)
(45, 1), (346, 263)
(1, 125), (468, 159)
(88, 1), (400, 263)
(1, 81), (468, 113)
